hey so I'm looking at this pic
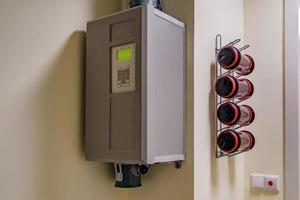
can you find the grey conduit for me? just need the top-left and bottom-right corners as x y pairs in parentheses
(129, 0), (164, 11)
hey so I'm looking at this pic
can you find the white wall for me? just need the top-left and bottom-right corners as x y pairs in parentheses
(194, 0), (245, 200)
(243, 0), (284, 200)
(0, 1), (127, 200)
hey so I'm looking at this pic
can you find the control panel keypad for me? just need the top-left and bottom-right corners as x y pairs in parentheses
(111, 43), (135, 93)
(117, 67), (130, 88)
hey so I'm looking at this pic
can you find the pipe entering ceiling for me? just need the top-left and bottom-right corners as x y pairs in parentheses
(129, 0), (164, 11)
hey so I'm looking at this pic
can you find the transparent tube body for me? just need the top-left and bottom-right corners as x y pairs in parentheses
(239, 105), (254, 126)
(236, 79), (253, 100)
(236, 55), (254, 75)
(238, 131), (255, 151)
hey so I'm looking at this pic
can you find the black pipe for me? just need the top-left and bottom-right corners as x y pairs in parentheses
(114, 164), (141, 188)
(114, 164), (150, 188)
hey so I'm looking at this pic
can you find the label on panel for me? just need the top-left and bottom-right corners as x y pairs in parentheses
(111, 43), (136, 93)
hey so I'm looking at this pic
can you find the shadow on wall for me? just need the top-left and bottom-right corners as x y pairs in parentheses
(32, 31), (116, 200)
(249, 188), (280, 198)
(209, 62), (218, 188)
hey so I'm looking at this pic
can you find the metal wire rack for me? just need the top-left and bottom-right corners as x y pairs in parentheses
(215, 34), (253, 158)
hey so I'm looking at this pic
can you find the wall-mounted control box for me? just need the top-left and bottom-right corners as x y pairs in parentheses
(85, 4), (185, 165)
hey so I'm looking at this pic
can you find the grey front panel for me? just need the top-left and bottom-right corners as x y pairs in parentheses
(86, 7), (143, 163)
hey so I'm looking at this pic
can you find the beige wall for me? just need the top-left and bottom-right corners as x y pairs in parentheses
(243, 0), (284, 200)
(127, 0), (194, 200)
(0, 1), (128, 200)
(194, 0), (245, 200)
(0, 0), (287, 199)
(0, 1), (194, 200)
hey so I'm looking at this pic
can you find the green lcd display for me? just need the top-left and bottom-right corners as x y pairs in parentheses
(117, 47), (132, 62)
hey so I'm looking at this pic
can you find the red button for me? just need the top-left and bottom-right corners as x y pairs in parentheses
(268, 181), (273, 186)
